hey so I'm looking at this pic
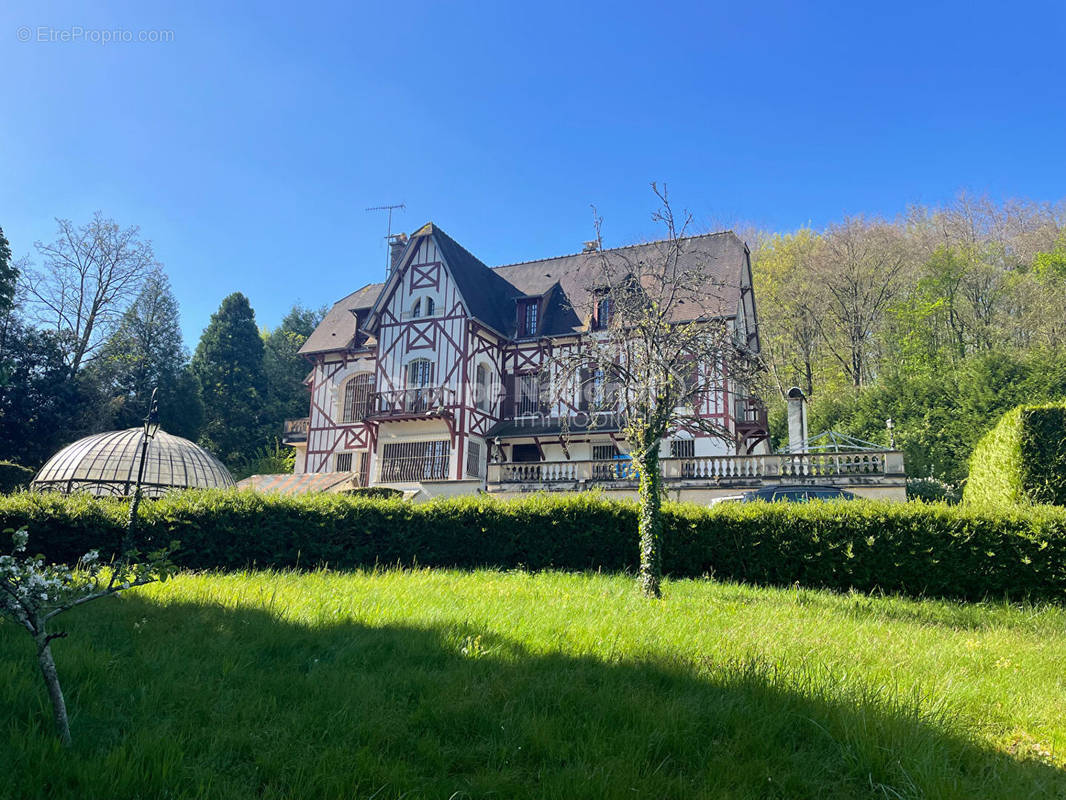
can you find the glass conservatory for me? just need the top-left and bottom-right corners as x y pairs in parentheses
(31, 428), (235, 498)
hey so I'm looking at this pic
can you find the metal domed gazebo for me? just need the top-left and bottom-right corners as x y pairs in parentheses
(31, 428), (235, 498)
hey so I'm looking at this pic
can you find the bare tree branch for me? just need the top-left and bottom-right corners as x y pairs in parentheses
(23, 213), (160, 374)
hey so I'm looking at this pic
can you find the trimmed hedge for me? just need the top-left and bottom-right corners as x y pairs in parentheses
(337, 486), (404, 499)
(3, 490), (1066, 601)
(906, 477), (961, 504)
(965, 403), (1066, 507)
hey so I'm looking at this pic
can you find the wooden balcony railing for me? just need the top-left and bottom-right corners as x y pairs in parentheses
(281, 417), (310, 444)
(491, 451), (904, 485)
(734, 397), (769, 430)
(370, 387), (457, 417)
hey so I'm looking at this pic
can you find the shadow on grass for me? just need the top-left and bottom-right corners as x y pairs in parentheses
(2, 595), (1063, 800)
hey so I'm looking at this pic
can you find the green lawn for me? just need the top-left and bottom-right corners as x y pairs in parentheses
(2, 569), (1064, 799)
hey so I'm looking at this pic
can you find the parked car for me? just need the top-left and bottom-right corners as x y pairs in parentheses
(707, 494), (748, 507)
(739, 485), (858, 503)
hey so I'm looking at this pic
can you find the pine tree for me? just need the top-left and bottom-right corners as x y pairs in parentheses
(93, 272), (202, 438)
(191, 293), (267, 466)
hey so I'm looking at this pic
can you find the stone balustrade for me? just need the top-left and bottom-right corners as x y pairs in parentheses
(489, 451), (904, 487)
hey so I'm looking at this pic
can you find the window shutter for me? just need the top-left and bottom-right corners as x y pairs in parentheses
(578, 367), (591, 411)
(504, 372), (516, 418)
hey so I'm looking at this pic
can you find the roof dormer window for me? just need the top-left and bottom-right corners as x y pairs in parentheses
(517, 299), (538, 338)
(593, 295), (612, 330)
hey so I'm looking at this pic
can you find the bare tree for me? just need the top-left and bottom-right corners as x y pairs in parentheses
(551, 185), (759, 597)
(810, 217), (911, 387)
(24, 213), (160, 374)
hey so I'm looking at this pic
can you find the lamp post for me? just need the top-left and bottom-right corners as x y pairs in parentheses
(124, 388), (160, 548)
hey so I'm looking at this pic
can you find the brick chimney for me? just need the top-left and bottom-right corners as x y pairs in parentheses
(388, 233), (408, 275)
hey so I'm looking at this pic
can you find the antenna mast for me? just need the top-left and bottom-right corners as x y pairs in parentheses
(366, 202), (406, 278)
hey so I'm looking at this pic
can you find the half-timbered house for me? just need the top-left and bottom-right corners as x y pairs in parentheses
(282, 223), (904, 501)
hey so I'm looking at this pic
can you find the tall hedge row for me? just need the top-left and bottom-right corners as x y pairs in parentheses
(965, 402), (1066, 507)
(3, 490), (1065, 601)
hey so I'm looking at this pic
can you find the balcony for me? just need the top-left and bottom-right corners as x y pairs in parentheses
(370, 387), (457, 418)
(734, 397), (768, 430)
(281, 417), (309, 444)
(489, 451), (904, 488)
(733, 397), (770, 453)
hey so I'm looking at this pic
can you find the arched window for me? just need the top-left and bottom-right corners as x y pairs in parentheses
(475, 363), (491, 412)
(341, 373), (374, 422)
(405, 358), (435, 412)
(410, 297), (434, 319)
(406, 359), (433, 388)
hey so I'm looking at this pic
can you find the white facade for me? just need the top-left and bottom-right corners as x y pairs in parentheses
(288, 223), (767, 493)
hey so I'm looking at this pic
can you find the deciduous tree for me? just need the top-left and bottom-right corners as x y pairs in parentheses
(24, 214), (159, 375)
(553, 186), (757, 597)
(811, 217), (911, 388)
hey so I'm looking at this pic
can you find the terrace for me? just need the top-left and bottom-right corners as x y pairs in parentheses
(487, 450), (905, 494)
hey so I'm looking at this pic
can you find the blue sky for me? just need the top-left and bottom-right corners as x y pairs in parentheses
(2, 0), (1064, 348)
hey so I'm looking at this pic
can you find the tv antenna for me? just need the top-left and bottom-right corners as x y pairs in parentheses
(366, 203), (406, 277)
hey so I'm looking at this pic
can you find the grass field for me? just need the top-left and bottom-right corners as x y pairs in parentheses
(2, 569), (1065, 799)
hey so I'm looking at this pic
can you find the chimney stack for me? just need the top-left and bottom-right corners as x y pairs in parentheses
(583, 240), (600, 253)
(388, 233), (408, 276)
(786, 386), (808, 453)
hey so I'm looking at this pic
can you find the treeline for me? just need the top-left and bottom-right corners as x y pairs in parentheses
(751, 193), (1066, 483)
(0, 215), (322, 478)
(4, 195), (1064, 490)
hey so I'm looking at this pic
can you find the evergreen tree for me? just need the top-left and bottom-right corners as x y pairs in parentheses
(262, 304), (326, 429)
(191, 293), (267, 467)
(277, 304), (325, 340)
(92, 273), (203, 438)
(0, 320), (104, 467)
(164, 367), (205, 442)
(0, 227), (17, 316)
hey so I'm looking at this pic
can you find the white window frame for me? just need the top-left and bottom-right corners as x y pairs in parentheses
(475, 362), (492, 413)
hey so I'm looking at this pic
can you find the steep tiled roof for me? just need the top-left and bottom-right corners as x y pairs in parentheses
(492, 231), (747, 334)
(301, 227), (748, 353)
(299, 282), (383, 355)
(413, 224), (519, 335)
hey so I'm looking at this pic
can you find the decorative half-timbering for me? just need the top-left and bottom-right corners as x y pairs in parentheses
(286, 222), (800, 497)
